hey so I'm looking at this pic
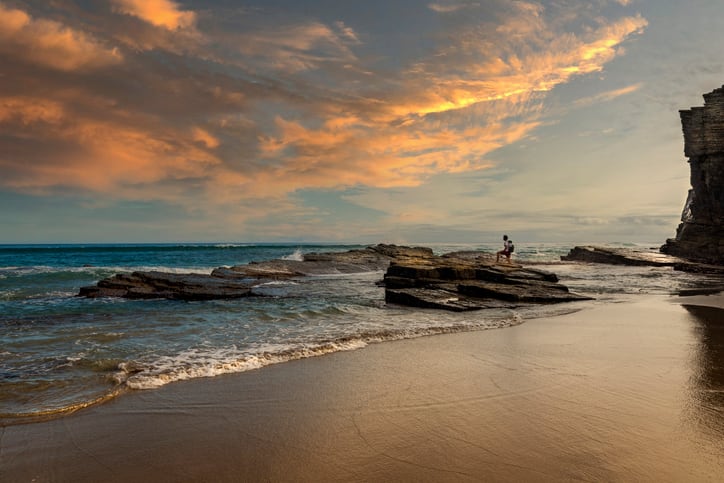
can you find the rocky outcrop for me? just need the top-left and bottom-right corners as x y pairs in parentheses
(79, 244), (591, 310)
(561, 246), (682, 266)
(561, 246), (724, 275)
(79, 244), (428, 300)
(384, 252), (592, 311)
(661, 85), (724, 264)
(78, 271), (256, 300)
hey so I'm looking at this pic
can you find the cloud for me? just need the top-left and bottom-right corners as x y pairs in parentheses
(0, 96), (65, 125)
(0, 1), (650, 238)
(111, 0), (196, 30)
(0, 94), (221, 197)
(192, 127), (220, 149)
(574, 83), (643, 107)
(246, 4), (647, 197)
(334, 21), (360, 44)
(231, 20), (359, 74)
(0, 3), (122, 71)
(405, 11), (647, 112)
(428, 2), (479, 13)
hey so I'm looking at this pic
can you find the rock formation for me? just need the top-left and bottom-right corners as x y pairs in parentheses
(561, 245), (724, 275)
(79, 244), (424, 300)
(562, 246), (681, 266)
(79, 244), (591, 310)
(661, 85), (724, 264)
(384, 251), (591, 311)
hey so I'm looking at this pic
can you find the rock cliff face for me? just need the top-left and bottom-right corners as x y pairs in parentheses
(662, 85), (724, 264)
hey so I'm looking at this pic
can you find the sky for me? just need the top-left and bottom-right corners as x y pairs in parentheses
(1, 0), (723, 245)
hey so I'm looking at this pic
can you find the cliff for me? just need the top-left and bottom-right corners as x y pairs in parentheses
(661, 85), (724, 264)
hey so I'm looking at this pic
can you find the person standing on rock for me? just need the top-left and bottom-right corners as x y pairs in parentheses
(496, 235), (513, 263)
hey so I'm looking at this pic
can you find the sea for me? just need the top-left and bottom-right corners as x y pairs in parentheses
(2, 242), (722, 424)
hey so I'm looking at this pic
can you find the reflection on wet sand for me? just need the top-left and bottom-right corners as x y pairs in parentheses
(683, 304), (724, 448)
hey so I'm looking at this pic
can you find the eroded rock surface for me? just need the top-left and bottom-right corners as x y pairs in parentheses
(561, 246), (682, 266)
(661, 85), (724, 264)
(384, 253), (591, 311)
(79, 244), (424, 300)
(79, 244), (590, 310)
(562, 246), (724, 275)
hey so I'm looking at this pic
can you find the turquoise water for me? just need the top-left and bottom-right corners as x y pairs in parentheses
(0, 242), (714, 423)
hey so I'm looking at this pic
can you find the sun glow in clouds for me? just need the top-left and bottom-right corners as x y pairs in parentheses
(0, 3), (122, 71)
(111, 0), (196, 30)
(0, 0), (664, 242)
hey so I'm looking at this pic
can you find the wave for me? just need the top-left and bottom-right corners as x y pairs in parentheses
(0, 387), (127, 425)
(116, 311), (542, 390)
(281, 248), (304, 261)
(0, 301), (585, 426)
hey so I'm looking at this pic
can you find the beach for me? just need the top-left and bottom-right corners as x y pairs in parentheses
(2, 294), (723, 482)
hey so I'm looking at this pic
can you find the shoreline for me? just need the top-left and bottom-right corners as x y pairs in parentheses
(2, 294), (723, 481)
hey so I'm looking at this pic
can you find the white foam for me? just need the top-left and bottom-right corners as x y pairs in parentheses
(256, 280), (299, 286)
(114, 266), (217, 275)
(281, 249), (304, 261)
(116, 316), (533, 392)
(119, 338), (374, 390)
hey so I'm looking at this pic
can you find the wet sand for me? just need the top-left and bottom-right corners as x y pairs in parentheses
(2, 295), (723, 482)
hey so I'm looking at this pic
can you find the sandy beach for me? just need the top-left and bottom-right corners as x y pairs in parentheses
(2, 294), (723, 482)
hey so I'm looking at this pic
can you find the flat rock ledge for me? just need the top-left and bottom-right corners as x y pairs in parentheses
(561, 246), (724, 275)
(384, 252), (592, 311)
(78, 244), (590, 310)
(79, 244), (426, 301)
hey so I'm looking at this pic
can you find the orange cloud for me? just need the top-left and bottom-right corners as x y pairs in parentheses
(0, 1), (649, 224)
(192, 127), (220, 149)
(428, 2), (474, 13)
(251, 112), (535, 199)
(112, 0), (196, 30)
(574, 83), (643, 107)
(384, 14), (647, 121)
(236, 9), (646, 205)
(0, 3), (122, 71)
(0, 95), (221, 197)
(0, 97), (65, 125)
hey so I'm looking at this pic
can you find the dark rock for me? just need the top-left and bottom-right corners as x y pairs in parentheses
(79, 243), (588, 310)
(385, 288), (517, 312)
(80, 271), (255, 300)
(383, 253), (591, 310)
(561, 246), (682, 266)
(561, 246), (724, 275)
(79, 244), (426, 300)
(661, 85), (724, 264)
(457, 281), (580, 303)
(672, 261), (724, 275)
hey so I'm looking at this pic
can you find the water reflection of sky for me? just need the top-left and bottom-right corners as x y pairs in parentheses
(683, 304), (724, 452)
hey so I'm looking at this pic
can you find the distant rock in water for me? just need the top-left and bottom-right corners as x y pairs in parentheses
(661, 85), (724, 264)
(561, 246), (724, 275)
(562, 246), (680, 266)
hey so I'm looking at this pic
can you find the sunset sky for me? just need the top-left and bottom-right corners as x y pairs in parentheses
(1, 0), (723, 244)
